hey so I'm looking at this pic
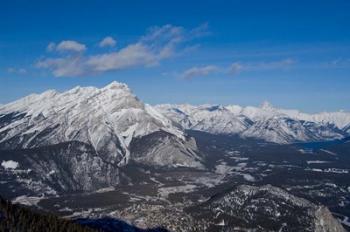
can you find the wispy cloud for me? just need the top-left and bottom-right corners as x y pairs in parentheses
(228, 58), (295, 75)
(99, 36), (117, 48)
(36, 24), (209, 77)
(36, 57), (85, 77)
(46, 42), (56, 52)
(47, 40), (87, 53)
(7, 67), (27, 75)
(179, 58), (295, 79)
(181, 65), (219, 79)
(228, 62), (243, 75)
(246, 58), (295, 70)
(326, 58), (350, 68)
(87, 44), (159, 72)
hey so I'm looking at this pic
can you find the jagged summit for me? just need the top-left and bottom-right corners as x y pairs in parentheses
(260, 100), (274, 110)
(0, 81), (134, 114)
(104, 81), (130, 90)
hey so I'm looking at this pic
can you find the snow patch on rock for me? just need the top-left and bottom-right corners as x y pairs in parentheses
(1, 160), (19, 169)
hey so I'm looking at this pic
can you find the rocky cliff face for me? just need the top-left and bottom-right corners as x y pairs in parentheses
(130, 130), (203, 168)
(314, 206), (346, 232)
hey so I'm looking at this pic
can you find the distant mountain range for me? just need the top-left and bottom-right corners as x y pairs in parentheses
(156, 102), (350, 144)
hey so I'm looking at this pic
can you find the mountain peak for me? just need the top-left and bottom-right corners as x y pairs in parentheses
(103, 81), (129, 90)
(41, 89), (59, 97)
(261, 101), (274, 110)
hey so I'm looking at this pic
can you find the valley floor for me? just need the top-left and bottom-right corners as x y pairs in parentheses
(1, 131), (350, 231)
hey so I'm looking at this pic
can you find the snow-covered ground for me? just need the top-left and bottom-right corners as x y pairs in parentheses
(1, 160), (19, 169)
(12, 195), (44, 206)
(158, 184), (197, 198)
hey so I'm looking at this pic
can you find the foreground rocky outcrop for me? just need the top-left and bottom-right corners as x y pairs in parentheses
(187, 184), (345, 232)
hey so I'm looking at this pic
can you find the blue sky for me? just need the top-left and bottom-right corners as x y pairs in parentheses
(1, 0), (350, 112)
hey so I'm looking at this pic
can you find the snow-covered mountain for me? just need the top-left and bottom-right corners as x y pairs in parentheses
(242, 101), (350, 129)
(0, 82), (203, 167)
(155, 104), (253, 134)
(0, 82), (203, 193)
(155, 103), (349, 144)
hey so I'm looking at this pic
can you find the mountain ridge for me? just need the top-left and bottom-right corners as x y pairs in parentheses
(155, 103), (350, 144)
(0, 81), (190, 165)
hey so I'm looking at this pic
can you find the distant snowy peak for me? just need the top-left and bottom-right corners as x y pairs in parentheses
(155, 104), (252, 134)
(156, 103), (349, 144)
(290, 111), (350, 129)
(226, 102), (350, 129)
(242, 116), (345, 144)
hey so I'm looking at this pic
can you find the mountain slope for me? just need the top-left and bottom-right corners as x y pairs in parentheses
(0, 196), (167, 232)
(187, 184), (345, 231)
(0, 196), (96, 232)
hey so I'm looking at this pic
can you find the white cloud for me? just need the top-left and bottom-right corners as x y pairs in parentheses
(229, 62), (243, 75)
(181, 65), (219, 79)
(327, 58), (350, 68)
(99, 36), (117, 48)
(7, 67), (27, 74)
(46, 42), (56, 52)
(228, 58), (295, 75)
(179, 58), (295, 80)
(252, 58), (295, 70)
(87, 43), (157, 72)
(188, 22), (210, 39)
(55, 40), (86, 53)
(36, 24), (208, 77)
(36, 56), (85, 77)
